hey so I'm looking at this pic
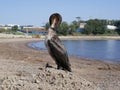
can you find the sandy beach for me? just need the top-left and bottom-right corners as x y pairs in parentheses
(0, 38), (120, 90)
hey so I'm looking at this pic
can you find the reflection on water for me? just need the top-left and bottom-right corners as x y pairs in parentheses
(28, 40), (120, 63)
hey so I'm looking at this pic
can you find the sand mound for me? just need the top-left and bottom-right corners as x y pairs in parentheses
(0, 67), (98, 90)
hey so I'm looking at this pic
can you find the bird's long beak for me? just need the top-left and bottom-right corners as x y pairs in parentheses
(51, 18), (57, 28)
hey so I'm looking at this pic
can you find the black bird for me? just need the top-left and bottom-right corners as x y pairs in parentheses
(45, 13), (71, 72)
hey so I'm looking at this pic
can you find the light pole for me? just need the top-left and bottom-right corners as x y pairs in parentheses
(76, 16), (81, 28)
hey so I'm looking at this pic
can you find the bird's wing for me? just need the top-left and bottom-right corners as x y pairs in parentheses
(47, 35), (70, 67)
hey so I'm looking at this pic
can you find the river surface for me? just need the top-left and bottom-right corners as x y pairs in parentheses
(28, 40), (120, 63)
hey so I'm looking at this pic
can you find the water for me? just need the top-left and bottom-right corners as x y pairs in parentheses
(28, 40), (120, 63)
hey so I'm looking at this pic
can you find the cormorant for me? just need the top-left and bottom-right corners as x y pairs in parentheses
(45, 13), (71, 72)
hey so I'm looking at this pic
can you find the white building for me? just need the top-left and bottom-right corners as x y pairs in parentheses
(79, 23), (86, 29)
(106, 25), (117, 30)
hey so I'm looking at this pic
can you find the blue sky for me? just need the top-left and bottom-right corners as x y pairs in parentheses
(0, 0), (120, 26)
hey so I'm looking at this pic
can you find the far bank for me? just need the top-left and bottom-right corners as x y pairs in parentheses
(1, 33), (120, 40)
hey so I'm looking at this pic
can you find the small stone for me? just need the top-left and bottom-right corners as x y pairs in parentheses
(38, 87), (43, 90)
(35, 79), (40, 84)
(38, 67), (43, 70)
(58, 73), (64, 78)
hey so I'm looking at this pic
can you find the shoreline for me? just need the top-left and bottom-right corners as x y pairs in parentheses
(28, 42), (120, 65)
(59, 36), (120, 40)
(28, 38), (120, 64)
(1, 33), (120, 40)
(0, 38), (120, 89)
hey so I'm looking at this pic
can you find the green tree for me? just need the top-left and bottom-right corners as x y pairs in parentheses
(69, 20), (79, 34)
(12, 25), (18, 32)
(114, 20), (120, 35)
(83, 22), (93, 34)
(57, 21), (69, 35)
(68, 24), (75, 35)
(84, 19), (106, 35)
(44, 22), (50, 30)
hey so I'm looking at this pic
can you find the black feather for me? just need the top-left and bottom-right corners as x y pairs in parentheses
(46, 35), (71, 72)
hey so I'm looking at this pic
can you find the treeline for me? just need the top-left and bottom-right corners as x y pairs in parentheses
(44, 19), (120, 36)
(0, 25), (21, 35)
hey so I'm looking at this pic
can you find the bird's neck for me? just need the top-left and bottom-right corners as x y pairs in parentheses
(48, 28), (57, 39)
(48, 28), (57, 34)
(47, 28), (57, 40)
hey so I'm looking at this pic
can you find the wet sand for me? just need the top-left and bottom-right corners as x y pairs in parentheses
(0, 38), (120, 90)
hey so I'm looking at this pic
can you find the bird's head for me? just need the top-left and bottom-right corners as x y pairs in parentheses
(49, 13), (62, 30)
